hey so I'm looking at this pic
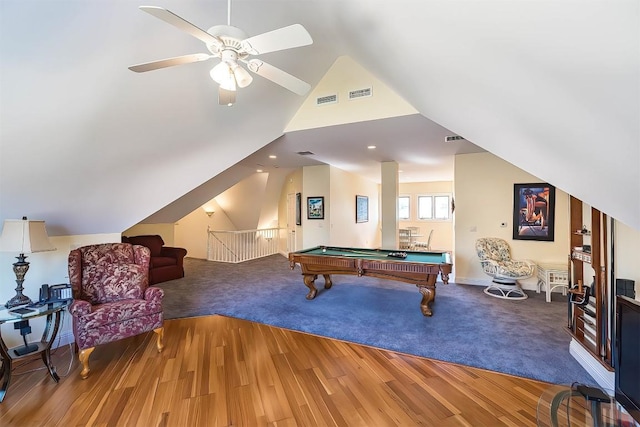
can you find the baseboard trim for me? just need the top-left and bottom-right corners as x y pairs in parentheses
(53, 330), (75, 348)
(454, 276), (545, 292)
(569, 338), (614, 391)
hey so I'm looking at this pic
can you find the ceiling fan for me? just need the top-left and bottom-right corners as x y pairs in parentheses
(128, 1), (313, 105)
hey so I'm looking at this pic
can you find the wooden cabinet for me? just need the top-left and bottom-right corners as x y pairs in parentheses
(568, 196), (611, 367)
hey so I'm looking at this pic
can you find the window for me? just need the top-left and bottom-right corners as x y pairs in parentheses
(418, 194), (451, 220)
(398, 196), (410, 220)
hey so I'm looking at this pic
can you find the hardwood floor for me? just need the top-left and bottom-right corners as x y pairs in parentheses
(0, 315), (552, 426)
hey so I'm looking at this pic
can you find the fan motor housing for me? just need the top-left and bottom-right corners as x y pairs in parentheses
(207, 25), (248, 54)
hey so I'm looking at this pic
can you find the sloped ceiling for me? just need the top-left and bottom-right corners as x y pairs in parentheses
(1, 1), (638, 235)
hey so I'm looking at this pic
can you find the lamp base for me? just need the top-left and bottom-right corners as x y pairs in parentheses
(5, 293), (33, 309)
(5, 254), (33, 308)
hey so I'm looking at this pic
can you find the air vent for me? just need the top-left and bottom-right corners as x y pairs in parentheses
(445, 135), (465, 142)
(316, 94), (337, 106)
(348, 87), (372, 100)
(296, 151), (315, 156)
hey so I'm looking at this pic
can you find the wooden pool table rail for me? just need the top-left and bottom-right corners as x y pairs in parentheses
(288, 250), (452, 317)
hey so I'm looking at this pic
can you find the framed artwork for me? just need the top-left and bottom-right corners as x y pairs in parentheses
(356, 195), (369, 223)
(307, 196), (324, 219)
(512, 183), (556, 241)
(295, 193), (302, 225)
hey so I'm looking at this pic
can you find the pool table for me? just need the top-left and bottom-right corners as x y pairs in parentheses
(288, 246), (452, 317)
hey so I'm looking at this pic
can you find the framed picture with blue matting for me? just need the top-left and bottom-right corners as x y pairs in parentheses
(356, 195), (368, 223)
(307, 196), (324, 220)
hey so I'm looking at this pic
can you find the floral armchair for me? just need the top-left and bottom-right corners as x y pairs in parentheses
(68, 243), (164, 379)
(475, 237), (535, 300)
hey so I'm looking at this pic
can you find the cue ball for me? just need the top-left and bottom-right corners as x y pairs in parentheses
(322, 248), (326, 252)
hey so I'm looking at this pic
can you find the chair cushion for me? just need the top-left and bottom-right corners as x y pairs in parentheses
(73, 298), (163, 350)
(497, 260), (534, 278)
(476, 238), (511, 262)
(150, 256), (178, 268)
(82, 263), (145, 304)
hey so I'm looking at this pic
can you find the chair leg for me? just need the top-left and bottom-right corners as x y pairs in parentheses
(79, 347), (95, 379)
(154, 327), (164, 352)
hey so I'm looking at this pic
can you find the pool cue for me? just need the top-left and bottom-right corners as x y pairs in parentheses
(322, 248), (383, 256)
(323, 253), (383, 258)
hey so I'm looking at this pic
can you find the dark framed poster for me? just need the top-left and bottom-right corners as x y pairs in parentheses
(512, 183), (556, 241)
(295, 193), (302, 225)
(307, 196), (324, 219)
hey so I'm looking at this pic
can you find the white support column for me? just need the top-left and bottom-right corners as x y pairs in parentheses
(380, 161), (399, 249)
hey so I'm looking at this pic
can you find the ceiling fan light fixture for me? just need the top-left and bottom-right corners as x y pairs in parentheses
(210, 63), (236, 91)
(233, 65), (253, 88)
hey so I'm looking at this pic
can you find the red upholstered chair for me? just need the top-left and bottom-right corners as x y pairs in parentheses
(68, 243), (164, 379)
(121, 235), (187, 284)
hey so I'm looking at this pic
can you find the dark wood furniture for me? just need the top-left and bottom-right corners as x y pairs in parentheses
(121, 235), (187, 284)
(288, 246), (452, 316)
(567, 196), (612, 368)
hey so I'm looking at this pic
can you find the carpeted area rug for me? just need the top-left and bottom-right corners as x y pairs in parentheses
(157, 255), (596, 386)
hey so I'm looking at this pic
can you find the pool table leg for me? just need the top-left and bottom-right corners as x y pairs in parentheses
(417, 284), (436, 316)
(303, 274), (332, 300)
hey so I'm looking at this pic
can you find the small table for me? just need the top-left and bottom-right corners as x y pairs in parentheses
(289, 246), (452, 317)
(0, 301), (69, 402)
(537, 384), (634, 427)
(536, 263), (569, 303)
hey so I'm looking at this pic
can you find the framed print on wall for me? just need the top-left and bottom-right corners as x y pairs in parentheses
(307, 196), (324, 219)
(356, 195), (368, 223)
(512, 183), (556, 241)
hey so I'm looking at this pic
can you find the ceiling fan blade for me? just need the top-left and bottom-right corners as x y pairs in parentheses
(246, 59), (311, 96)
(128, 53), (211, 73)
(219, 87), (236, 105)
(139, 6), (223, 48)
(241, 24), (312, 55)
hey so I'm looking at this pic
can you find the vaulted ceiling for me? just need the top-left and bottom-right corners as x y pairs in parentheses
(1, 1), (638, 235)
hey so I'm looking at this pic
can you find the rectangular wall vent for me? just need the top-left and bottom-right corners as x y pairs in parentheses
(445, 135), (465, 142)
(316, 94), (338, 106)
(348, 87), (372, 100)
(296, 151), (315, 156)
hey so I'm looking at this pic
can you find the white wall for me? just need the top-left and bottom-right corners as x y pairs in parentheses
(174, 199), (237, 260)
(454, 152), (570, 290)
(301, 165), (331, 248)
(123, 223), (176, 246)
(329, 167), (380, 248)
(614, 221), (640, 300)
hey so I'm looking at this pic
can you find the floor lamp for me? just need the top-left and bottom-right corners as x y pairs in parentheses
(0, 217), (56, 308)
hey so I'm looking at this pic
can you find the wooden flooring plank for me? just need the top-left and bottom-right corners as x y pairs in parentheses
(0, 315), (557, 427)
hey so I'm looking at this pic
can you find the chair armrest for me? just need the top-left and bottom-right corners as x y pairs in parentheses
(69, 299), (92, 317)
(480, 259), (500, 276)
(160, 247), (188, 265)
(144, 286), (165, 303)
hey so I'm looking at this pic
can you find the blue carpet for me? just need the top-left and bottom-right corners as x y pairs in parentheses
(158, 255), (597, 386)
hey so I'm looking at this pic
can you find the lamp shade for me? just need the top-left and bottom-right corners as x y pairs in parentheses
(0, 219), (56, 254)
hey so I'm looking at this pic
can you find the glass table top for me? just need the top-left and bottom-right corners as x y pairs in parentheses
(0, 301), (70, 324)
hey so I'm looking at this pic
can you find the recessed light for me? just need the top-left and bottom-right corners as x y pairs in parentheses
(256, 169), (263, 173)
(269, 155), (277, 159)
(367, 145), (376, 149)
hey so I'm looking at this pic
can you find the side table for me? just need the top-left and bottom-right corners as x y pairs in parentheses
(537, 263), (569, 303)
(0, 301), (69, 402)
